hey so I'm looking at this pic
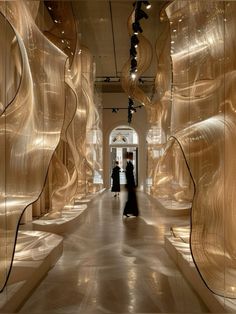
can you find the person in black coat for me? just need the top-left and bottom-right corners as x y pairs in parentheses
(123, 152), (139, 217)
(111, 161), (120, 197)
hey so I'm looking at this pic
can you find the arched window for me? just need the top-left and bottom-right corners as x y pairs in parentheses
(109, 125), (138, 145)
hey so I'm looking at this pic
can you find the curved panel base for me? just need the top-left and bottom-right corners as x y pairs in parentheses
(165, 234), (236, 313)
(0, 231), (63, 313)
(146, 193), (191, 216)
(32, 204), (88, 235)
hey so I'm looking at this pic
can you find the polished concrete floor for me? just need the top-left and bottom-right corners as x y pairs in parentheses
(19, 191), (209, 314)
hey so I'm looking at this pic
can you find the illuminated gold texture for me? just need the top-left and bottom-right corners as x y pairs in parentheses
(43, 1), (77, 66)
(81, 46), (103, 194)
(151, 138), (193, 204)
(42, 2), (79, 214)
(146, 9), (173, 199)
(166, 0), (236, 297)
(0, 1), (66, 291)
(50, 82), (78, 216)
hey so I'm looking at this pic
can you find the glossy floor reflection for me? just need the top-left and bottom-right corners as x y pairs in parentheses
(19, 191), (209, 313)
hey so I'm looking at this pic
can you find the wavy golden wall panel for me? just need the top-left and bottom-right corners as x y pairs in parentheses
(71, 46), (87, 197)
(153, 18), (172, 138)
(166, 1), (225, 134)
(81, 47), (99, 192)
(62, 82), (80, 202)
(0, 13), (22, 116)
(166, 0), (236, 297)
(41, 2), (83, 209)
(146, 10), (172, 198)
(50, 148), (70, 215)
(0, 1), (66, 291)
(50, 82), (78, 214)
(154, 138), (193, 202)
(43, 1), (77, 66)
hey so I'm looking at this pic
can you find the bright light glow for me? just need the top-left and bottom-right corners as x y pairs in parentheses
(171, 40), (175, 44)
(61, 30), (65, 34)
(146, 4), (151, 9)
(131, 73), (136, 80)
(179, 19), (182, 22)
(173, 29), (177, 32)
(135, 44), (138, 48)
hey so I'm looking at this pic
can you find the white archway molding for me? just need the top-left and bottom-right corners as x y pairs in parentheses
(103, 119), (147, 190)
(109, 125), (139, 145)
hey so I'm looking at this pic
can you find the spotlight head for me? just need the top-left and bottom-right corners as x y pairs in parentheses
(142, 1), (151, 9)
(131, 58), (137, 69)
(131, 34), (139, 46)
(130, 45), (137, 58)
(128, 108), (132, 124)
(129, 98), (134, 107)
(132, 21), (143, 34)
(136, 9), (148, 21)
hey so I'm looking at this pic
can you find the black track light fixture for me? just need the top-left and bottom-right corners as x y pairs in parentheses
(131, 58), (137, 69)
(129, 97), (134, 107)
(130, 45), (137, 58)
(127, 1), (151, 123)
(128, 97), (138, 124)
(112, 108), (119, 113)
(142, 1), (151, 9)
(131, 34), (139, 47)
(136, 9), (148, 21)
(132, 21), (143, 35)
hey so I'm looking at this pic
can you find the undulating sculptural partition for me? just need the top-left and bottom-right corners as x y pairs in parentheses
(0, 1), (67, 291)
(0, 0), (103, 292)
(34, 2), (104, 215)
(81, 47), (103, 194)
(145, 8), (173, 198)
(162, 0), (236, 298)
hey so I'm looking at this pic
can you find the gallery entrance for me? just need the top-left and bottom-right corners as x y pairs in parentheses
(109, 126), (139, 187)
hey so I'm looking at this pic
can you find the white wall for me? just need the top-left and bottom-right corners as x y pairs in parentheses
(102, 93), (148, 190)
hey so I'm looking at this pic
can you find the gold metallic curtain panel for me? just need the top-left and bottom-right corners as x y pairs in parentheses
(165, 0), (236, 297)
(0, 1), (67, 291)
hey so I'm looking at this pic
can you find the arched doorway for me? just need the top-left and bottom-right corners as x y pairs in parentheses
(109, 125), (139, 186)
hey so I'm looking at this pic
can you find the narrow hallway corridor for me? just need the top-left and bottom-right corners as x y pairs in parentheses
(19, 191), (208, 314)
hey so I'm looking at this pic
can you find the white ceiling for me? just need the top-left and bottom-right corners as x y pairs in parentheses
(73, 0), (167, 83)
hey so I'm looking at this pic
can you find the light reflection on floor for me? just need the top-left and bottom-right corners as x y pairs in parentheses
(19, 190), (209, 314)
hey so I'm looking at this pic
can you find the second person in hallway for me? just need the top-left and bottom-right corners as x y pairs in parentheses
(123, 152), (139, 217)
(111, 161), (121, 197)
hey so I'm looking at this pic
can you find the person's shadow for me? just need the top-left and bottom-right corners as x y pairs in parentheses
(122, 217), (160, 265)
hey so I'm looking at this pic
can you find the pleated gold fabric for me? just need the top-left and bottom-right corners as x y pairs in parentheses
(0, 1), (67, 291)
(166, 0), (236, 297)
